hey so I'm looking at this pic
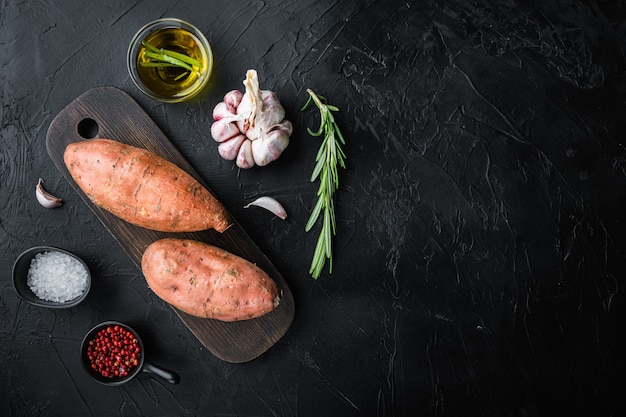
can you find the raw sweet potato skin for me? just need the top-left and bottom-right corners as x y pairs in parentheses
(141, 238), (280, 321)
(63, 139), (232, 233)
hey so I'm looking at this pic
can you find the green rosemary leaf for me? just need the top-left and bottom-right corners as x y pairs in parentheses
(174, 71), (189, 81)
(311, 155), (325, 182)
(143, 51), (193, 72)
(305, 196), (324, 232)
(157, 48), (202, 67)
(141, 40), (161, 53)
(301, 95), (314, 111)
(309, 232), (327, 277)
(335, 123), (346, 144)
(323, 207), (332, 258)
(315, 137), (327, 161)
(141, 40), (201, 74)
(139, 62), (180, 68)
(310, 118), (326, 137)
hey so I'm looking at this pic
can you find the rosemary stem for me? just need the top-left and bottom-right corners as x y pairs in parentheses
(302, 89), (346, 279)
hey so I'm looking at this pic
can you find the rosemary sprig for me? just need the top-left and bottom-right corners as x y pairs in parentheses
(139, 40), (202, 78)
(301, 89), (346, 279)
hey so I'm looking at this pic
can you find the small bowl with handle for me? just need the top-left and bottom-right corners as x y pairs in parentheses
(80, 320), (180, 386)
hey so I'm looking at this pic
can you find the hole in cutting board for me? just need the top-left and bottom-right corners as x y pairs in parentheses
(77, 118), (99, 139)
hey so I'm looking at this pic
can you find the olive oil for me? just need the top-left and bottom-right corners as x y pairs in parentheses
(136, 27), (210, 100)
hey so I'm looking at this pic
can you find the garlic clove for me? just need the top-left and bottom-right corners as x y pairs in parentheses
(211, 119), (242, 143)
(218, 134), (246, 161)
(236, 140), (255, 169)
(244, 196), (287, 220)
(212, 101), (235, 121)
(252, 130), (290, 166)
(36, 178), (63, 208)
(223, 89), (243, 111)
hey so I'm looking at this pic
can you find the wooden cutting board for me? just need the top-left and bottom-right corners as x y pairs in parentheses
(46, 86), (295, 363)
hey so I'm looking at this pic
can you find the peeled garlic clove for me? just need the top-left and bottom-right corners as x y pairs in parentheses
(36, 178), (63, 208)
(244, 196), (287, 220)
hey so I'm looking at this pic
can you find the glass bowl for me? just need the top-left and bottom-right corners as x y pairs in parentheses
(127, 18), (213, 103)
(12, 246), (91, 308)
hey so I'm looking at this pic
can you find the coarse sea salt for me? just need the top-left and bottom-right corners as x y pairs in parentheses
(27, 251), (89, 303)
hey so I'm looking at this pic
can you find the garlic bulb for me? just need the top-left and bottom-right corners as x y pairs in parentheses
(211, 70), (292, 168)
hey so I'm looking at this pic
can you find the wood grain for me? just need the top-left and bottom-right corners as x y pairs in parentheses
(45, 86), (295, 363)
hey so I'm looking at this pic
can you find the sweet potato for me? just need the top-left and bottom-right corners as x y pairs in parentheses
(63, 139), (232, 233)
(141, 238), (280, 321)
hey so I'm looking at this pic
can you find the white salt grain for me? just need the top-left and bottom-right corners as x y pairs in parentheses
(27, 251), (89, 303)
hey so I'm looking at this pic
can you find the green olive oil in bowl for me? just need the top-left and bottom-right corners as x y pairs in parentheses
(128, 18), (213, 103)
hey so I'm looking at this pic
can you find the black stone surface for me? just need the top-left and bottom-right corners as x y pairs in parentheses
(1, 0), (624, 415)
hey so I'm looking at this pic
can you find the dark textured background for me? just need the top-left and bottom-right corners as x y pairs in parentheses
(1, 0), (625, 415)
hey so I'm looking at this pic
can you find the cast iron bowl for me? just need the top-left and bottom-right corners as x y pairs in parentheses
(80, 321), (180, 386)
(12, 246), (91, 308)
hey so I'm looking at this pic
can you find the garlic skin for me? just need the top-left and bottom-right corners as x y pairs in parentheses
(36, 178), (63, 208)
(210, 70), (292, 168)
(244, 196), (287, 220)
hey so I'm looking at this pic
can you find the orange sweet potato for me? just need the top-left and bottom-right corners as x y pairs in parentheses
(64, 139), (232, 233)
(141, 238), (280, 321)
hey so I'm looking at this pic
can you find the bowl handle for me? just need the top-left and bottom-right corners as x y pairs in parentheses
(142, 361), (180, 385)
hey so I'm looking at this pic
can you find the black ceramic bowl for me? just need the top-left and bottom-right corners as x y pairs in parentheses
(12, 246), (91, 308)
(80, 321), (180, 386)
